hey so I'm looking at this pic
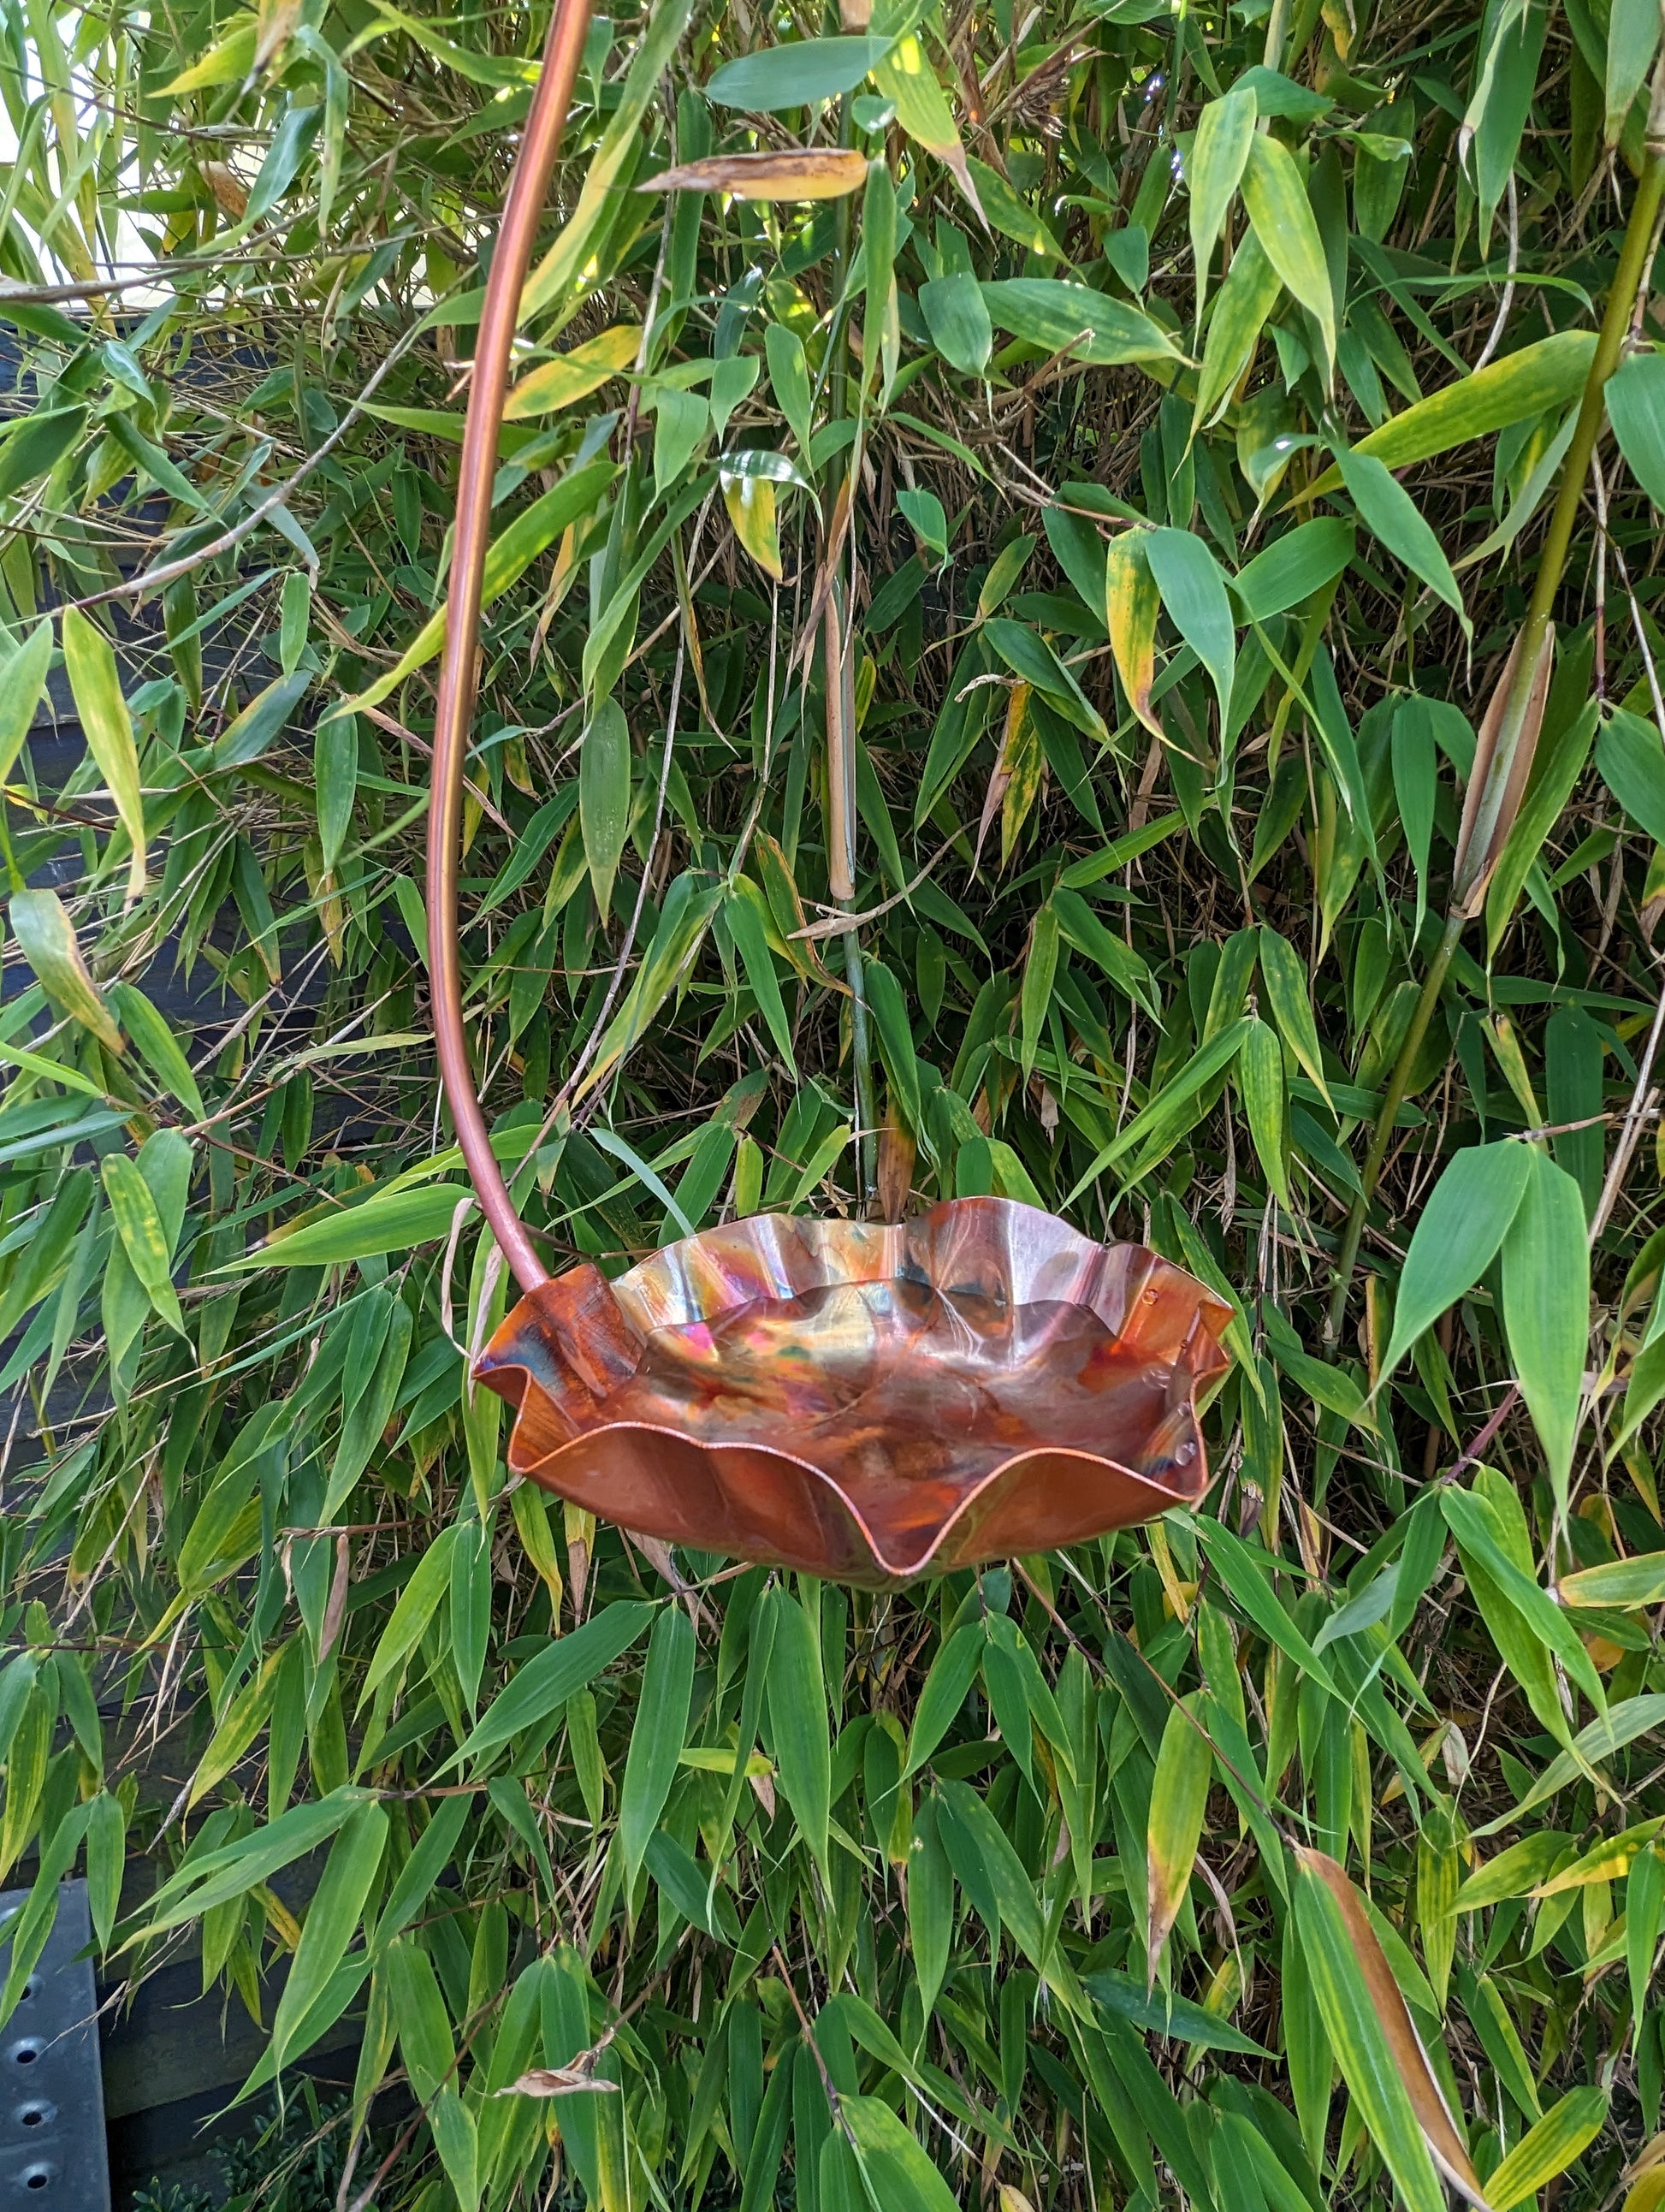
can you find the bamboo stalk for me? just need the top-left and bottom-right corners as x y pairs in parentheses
(1323, 94), (1665, 1346)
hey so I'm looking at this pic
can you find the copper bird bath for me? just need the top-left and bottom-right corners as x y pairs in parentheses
(425, 0), (1232, 1586)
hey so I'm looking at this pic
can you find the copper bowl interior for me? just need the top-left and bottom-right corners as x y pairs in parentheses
(476, 1197), (1230, 1587)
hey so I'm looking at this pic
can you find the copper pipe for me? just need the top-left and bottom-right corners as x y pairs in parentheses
(426, 0), (595, 1296)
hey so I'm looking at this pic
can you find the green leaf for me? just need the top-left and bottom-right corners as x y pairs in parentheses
(908, 1794), (953, 2018)
(1604, 0), (1660, 141)
(581, 697), (632, 916)
(1240, 134), (1334, 373)
(1478, 1693), (1665, 1828)
(1187, 87), (1256, 308)
(1194, 230), (1282, 428)
(965, 155), (1066, 260)
(1608, 348), (1665, 505)
(936, 1778), (1051, 1978)
(1233, 518), (1354, 622)
(134, 1789), (370, 1940)
(903, 1624), (982, 1776)
(1144, 527), (1235, 716)
(372, 1797), (472, 1952)
(707, 33), (893, 108)
(1257, 927), (1331, 1108)
(386, 1936), (458, 2102)
(1019, 902), (1060, 1081)
(864, 956), (921, 1131)
(1597, 704), (1665, 843)
(61, 606), (150, 904)
(763, 322), (814, 460)
(765, 1586), (830, 1870)
(981, 279), (1182, 366)
(1630, 1842), (1665, 2036)
(86, 1790), (125, 1949)
(1333, 446), (1467, 630)
(234, 1183), (473, 1267)
(315, 713), (358, 876)
(726, 887), (797, 1073)
(453, 1600), (655, 1770)
(0, 621), (53, 791)
(1374, 1142), (1534, 1381)
(843, 2096), (960, 2212)
(1501, 1147), (1589, 1515)
(341, 461), (619, 716)
(982, 617), (1107, 739)
(1051, 887), (1160, 1017)
(920, 270), (992, 377)
(270, 1800), (388, 2075)
(102, 1153), (187, 1337)
(1189, 1516), (1339, 1694)
(1238, 1016), (1289, 1208)
(1065, 1018), (1251, 1198)
(1442, 1487), (1607, 1713)
(106, 982), (205, 1120)
(211, 670), (311, 769)
(619, 1604), (694, 1884)
(0, 407), (85, 501)
(870, 34), (979, 213)
(1307, 331), (1597, 491)
(1086, 1967), (1271, 2055)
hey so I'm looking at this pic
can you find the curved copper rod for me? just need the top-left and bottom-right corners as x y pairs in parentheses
(426, 0), (595, 1295)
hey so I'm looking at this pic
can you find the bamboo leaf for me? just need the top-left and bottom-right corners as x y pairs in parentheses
(615, 1610), (696, 1895)
(707, 35), (894, 109)
(1241, 134), (1334, 373)
(1293, 1849), (1479, 2210)
(1375, 1142), (1534, 1382)
(765, 1586), (831, 1871)
(1146, 1695), (1212, 1982)
(9, 889), (124, 1057)
(1485, 2086), (1608, 2209)
(644, 149), (868, 199)
(1500, 1147), (1589, 1515)
(1188, 88), (1256, 310)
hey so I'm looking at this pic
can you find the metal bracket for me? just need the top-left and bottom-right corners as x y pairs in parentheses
(0, 1878), (111, 2209)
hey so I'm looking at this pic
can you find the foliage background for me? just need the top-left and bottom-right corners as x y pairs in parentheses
(5, 0), (1665, 2203)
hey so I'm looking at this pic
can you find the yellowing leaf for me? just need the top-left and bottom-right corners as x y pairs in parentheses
(1147, 1694), (1211, 1983)
(103, 1154), (187, 1337)
(1105, 533), (1162, 738)
(1486, 2086), (1609, 2210)
(163, 16), (257, 92)
(62, 607), (147, 905)
(1561, 1555), (1665, 1609)
(1307, 331), (1598, 495)
(504, 325), (642, 419)
(871, 35), (982, 216)
(9, 888), (124, 1056)
(723, 470), (782, 578)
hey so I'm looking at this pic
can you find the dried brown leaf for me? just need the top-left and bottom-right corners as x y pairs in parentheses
(1452, 623), (1555, 914)
(640, 150), (868, 200)
(1295, 1847), (1491, 2209)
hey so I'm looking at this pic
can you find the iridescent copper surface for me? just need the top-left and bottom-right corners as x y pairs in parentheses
(477, 1198), (1230, 1586)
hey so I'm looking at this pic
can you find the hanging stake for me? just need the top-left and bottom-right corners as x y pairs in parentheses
(824, 584), (877, 1206)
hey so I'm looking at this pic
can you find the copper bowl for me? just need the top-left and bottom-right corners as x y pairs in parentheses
(476, 1196), (1230, 1588)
